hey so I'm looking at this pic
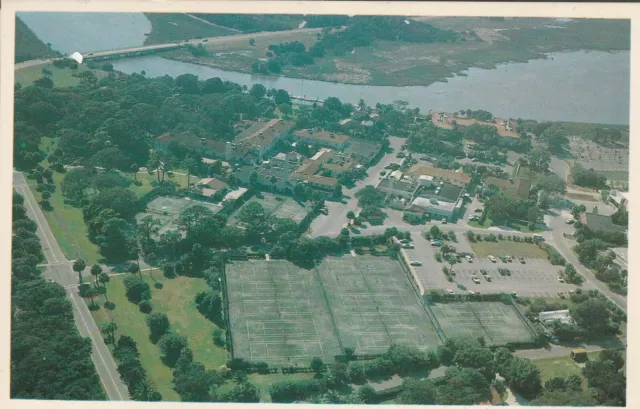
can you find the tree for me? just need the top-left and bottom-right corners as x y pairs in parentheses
(137, 215), (161, 243)
(249, 38), (256, 46)
(194, 291), (223, 325)
(131, 163), (139, 183)
(357, 385), (377, 404)
(347, 210), (355, 220)
(40, 190), (51, 206)
(599, 349), (625, 371)
(249, 83), (266, 99)
(355, 185), (386, 207)
(398, 378), (437, 405)
(532, 389), (598, 406)
(183, 156), (198, 187)
(501, 356), (542, 399)
(146, 312), (170, 342)
(274, 89), (291, 105)
(158, 333), (188, 367)
(310, 357), (325, 374)
(430, 225), (441, 239)
(99, 272), (110, 288)
(526, 146), (551, 172)
(128, 261), (142, 279)
(123, 276), (151, 304)
(90, 264), (103, 285)
(73, 258), (86, 284)
(435, 367), (492, 405)
(570, 298), (614, 335)
(437, 345), (455, 366)
(101, 321), (118, 344)
(540, 125), (568, 153)
(535, 174), (567, 195)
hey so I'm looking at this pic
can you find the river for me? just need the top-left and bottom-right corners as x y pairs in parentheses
(19, 12), (630, 124)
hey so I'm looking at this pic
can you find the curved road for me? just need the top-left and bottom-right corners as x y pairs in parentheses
(13, 171), (130, 401)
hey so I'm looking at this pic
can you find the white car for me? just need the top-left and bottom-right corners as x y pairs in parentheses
(410, 261), (423, 267)
(402, 244), (415, 249)
(488, 255), (497, 262)
(465, 255), (473, 262)
(447, 289), (454, 295)
(557, 276), (565, 283)
(566, 218), (575, 224)
(472, 276), (481, 284)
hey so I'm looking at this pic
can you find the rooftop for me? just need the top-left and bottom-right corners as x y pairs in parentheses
(411, 196), (456, 213)
(377, 177), (417, 194)
(234, 119), (294, 148)
(406, 164), (471, 185)
(224, 187), (248, 202)
(198, 177), (229, 190)
(344, 138), (383, 163)
(293, 129), (350, 145)
(538, 309), (573, 325)
(485, 176), (532, 200)
(581, 212), (626, 233)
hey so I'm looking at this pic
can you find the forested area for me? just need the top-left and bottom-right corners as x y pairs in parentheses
(15, 17), (60, 63)
(11, 192), (105, 400)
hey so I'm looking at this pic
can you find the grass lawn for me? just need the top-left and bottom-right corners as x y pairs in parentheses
(90, 273), (227, 401)
(217, 372), (316, 402)
(15, 63), (108, 88)
(143, 13), (235, 45)
(469, 240), (549, 258)
(27, 172), (102, 264)
(468, 218), (544, 233)
(130, 171), (194, 197)
(534, 355), (585, 385)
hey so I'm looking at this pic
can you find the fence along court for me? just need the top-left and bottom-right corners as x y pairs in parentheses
(225, 260), (342, 365)
(430, 301), (536, 346)
(315, 256), (442, 356)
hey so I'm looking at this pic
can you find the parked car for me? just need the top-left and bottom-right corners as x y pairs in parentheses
(400, 239), (410, 244)
(568, 289), (576, 295)
(447, 289), (454, 295)
(484, 275), (492, 282)
(380, 170), (386, 176)
(480, 269), (488, 276)
(474, 208), (483, 213)
(472, 276), (481, 284)
(557, 276), (565, 283)
(506, 255), (513, 262)
(465, 255), (473, 262)
(499, 256), (507, 262)
(441, 218), (448, 224)
(469, 215), (479, 221)
(431, 240), (442, 247)
(488, 255), (497, 262)
(519, 257), (526, 264)
(510, 291), (517, 297)
(402, 244), (415, 249)
(558, 291), (566, 298)
(468, 290), (477, 295)
(566, 218), (575, 224)
(410, 261), (423, 266)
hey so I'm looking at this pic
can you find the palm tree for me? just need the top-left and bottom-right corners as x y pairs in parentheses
(131, 162), (139, 183)
(99, 272), (110, 289)
(73, 258), (86, 284)
(182, 156), (198, 187)
(90, 264), (103, 286)
(101, 321), (118, 344)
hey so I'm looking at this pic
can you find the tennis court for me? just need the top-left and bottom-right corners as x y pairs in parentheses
(225, 260), (342, 365)
(316, 256), (442, 355)
(430, 301), (536, 346)
(230, 193), (309, 226)
(141, 196), (224, 235)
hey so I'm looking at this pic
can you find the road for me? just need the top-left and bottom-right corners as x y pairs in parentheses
(13, 171), (130, 401)
(308, 136), (406, 237)
(15, 26), (324, 70)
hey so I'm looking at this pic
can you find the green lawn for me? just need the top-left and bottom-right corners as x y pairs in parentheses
(217, 372), (316, 402)
(468, 217), (544, 233)
(144, 13), (235, 45)
(129, 171), (194, 197)
(534, 355), (586, 385)
(27, 172), (102, 264)
(469, 240), (549, 259)
(15, 63), (108, 88)
(90, 273), (227, 401)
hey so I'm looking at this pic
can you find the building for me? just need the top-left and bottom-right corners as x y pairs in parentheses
(409, 181), (465, 221)
(308, 148), (356, 175)
(155, 132), (254, 164)
(293, 129), (351, 150)
(405, 164), (471, 186)
(292, 161), (338, 191)
(538, 310), (573, 326)
(376, 171), (418, 199)
(196, 177), (229, 198)
(580, 212), (626, 234)
(484, 176), (532, 200)
(344, 138), (383, 166)
(223, 187), (248, 203)
(608, 190), (629, 210)
(233, 119), (294, 160)
(201, 157), (230, 169)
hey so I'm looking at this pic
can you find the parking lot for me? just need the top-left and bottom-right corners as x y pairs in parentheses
(405, 234), (578, 298)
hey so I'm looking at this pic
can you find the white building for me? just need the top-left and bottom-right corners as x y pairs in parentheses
(538, 310), (573, 326)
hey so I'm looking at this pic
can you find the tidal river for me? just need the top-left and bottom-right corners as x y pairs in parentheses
(19, 12), (630, 124)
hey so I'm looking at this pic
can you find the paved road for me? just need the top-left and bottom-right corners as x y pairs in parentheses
(309, 136), (406, 237)
(544, 211), (627, 312)
(13, 171), (130, 401)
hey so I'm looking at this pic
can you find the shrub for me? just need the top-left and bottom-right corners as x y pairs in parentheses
(139, 299), (153, 313)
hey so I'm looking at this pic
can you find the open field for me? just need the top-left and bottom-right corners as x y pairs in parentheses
(15, 63), (108, 88)
(129, 171), (193, 197)
(161, 18), (629, 86)
(429, 301), (536, 346)
(90, 273), (226, 401)
(143, 13), (235, 45)
(469, 240), (549, 259)
(317, 256), (442, 354)
(568, 137), (629, 171)
(139, 195), (224, 236)
(225, 260), (342, 365)
(27, 173), (102, 264)
(229, 192), (309, 226)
